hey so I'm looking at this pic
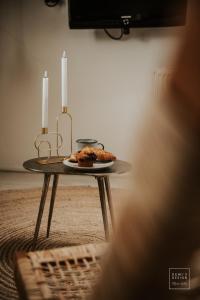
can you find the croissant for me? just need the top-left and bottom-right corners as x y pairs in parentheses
(81, 147), (116, 161)
(96, 150), (116, 161)
(68, 153), (78, 163)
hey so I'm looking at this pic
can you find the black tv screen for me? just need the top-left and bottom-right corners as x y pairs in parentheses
(68, 0), (187, 29)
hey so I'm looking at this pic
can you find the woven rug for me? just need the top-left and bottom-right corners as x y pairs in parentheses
(0, 186), (121, 300)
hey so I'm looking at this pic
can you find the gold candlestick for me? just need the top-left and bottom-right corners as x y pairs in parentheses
(56, 106), (73, 157)
(33, 105), (73, 164)
(34, 129), (63, 164)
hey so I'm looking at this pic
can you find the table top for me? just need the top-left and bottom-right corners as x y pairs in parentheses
(23, 157), (131, 177)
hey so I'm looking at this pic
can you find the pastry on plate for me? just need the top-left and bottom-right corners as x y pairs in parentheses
(81, 147), (116, 161)
(77, 151), (97, 167)
(68, 153), (78, 163)
(95, 150), (116, 161)
(67, 147), (116, 166)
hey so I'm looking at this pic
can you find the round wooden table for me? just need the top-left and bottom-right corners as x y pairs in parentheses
(23, 158), (131, 248)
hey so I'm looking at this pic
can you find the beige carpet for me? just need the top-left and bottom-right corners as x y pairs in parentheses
(0, 186), (122, 300)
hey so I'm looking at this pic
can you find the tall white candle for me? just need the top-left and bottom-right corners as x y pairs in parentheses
(42, 70), (48, 130)
(61, 51), (68, 108)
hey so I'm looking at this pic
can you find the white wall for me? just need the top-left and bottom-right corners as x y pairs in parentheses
(0, 0), (183, 170)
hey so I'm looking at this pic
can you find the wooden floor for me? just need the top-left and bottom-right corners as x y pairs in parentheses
(0, 171), (130, 191)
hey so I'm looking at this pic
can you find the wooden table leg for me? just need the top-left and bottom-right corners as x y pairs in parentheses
(46, 174), (59, 238)
(104, 176), (115, 228)
(32, 174), (51, 249)
(96, 176), (109, 240)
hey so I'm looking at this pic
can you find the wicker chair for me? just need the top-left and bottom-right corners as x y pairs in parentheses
(15, 243), (107, 300)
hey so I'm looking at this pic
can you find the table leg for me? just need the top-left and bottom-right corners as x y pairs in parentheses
(46, 174), (59, 238)
(97, 177), (109, 240)
(32, 174), (51, 249)
(104, 176), (115, 228)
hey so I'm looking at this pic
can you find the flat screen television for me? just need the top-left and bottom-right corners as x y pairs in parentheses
(68, 0), (187, 29)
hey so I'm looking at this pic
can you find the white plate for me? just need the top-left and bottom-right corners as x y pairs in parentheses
(63, 159), (114, 170)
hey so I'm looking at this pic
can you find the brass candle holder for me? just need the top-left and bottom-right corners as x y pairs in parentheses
(34, 106), (73, 164)
(56, 106), (73, 157)
(34, 129), (63, 164)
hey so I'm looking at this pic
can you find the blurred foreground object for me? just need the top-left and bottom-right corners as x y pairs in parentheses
(90, 1), (200, 300)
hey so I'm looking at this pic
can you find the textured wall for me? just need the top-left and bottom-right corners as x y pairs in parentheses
(0, 0), (183, 170)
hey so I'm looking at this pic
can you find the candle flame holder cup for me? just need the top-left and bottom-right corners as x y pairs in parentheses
(34, 130), (64, 164)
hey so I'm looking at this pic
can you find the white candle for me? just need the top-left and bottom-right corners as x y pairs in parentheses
(61, 51), (68, 109)
(42, 70), (48, 130)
